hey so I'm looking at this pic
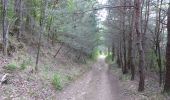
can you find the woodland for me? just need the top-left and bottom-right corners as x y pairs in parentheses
(0, 0), (170, 100)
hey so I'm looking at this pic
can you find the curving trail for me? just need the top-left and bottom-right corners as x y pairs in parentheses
(56, 57), (131, 100)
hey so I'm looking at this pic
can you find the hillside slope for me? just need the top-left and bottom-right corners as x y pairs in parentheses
(0, 33), (92, 99)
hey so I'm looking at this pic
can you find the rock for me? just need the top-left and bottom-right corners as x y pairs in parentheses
(0, 73), (10, 85)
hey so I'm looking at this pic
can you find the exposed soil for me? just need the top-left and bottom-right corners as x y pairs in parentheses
(56, 58), (130, 100)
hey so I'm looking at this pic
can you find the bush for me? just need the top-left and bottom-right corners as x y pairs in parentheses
(91, 48), (100, 60)
(52, 73), (62, 91)
(5, 63), (17, 71)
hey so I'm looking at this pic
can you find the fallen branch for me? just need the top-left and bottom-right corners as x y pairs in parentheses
(54, 43), (64, 58)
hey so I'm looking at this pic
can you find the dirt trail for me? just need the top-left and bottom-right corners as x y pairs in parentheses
(56, 58), (131, 100)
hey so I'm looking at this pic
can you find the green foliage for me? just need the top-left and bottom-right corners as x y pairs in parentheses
(52, 73), (62, 91)
(20, 61), (26, 70)
(146, 49), (165, 73)
(67, 0), (74, 12)
(91, 48), (100, 60)
(5, 63), (17, 71)
(8, 0), (15, 20)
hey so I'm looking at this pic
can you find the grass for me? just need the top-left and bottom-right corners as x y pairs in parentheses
(42, 65), (50, 79)
(20, 60), (27, 70)
(4, 56), (33, 72)
(52, 73), (62, 91)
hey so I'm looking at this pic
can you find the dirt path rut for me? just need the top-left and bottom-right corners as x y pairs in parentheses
(56, 58), (130, 100)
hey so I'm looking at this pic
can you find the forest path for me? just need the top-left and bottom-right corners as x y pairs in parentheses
(56, 57), (130, 100)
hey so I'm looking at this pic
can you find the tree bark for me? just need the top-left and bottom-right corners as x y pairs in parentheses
(122, 2), (128, 74)
(129, 10), (135, 80)
(112, 44), (114, 61)
(127, 0), (135, 80)
(119, 39), (124, 72)
(134, 0), (145, 92)
(164, 3), (170, 92)
(2, 0), (8, 56)
(14, 0), (22, 40)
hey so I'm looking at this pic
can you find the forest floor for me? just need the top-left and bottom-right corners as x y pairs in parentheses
(56, 57), (130, 100)
(0, 34), (92, 99)
(0, 35), (170, 100)
(108, 64), (170, 100)
(56, 56), (170, 100)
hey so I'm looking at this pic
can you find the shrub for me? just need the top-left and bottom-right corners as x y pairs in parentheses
(52, 73), (62, 91)
(91, 48), (100, 60)
(5, 63), (17, 71)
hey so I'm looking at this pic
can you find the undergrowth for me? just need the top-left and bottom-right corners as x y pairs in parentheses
(52, 73), (62, 91)
(20, 60), (27, 70)
(90, 48), (100, 60)
(119, 74), (131, 81)
(5, 63), (17, 71)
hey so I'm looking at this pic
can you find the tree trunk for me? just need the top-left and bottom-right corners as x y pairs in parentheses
(117, 49), (121, 67)
(35, 0), (47, 72)
(122, 4), (128, 74)
(127, 0), (135, 80)
(164, 3), (170, 92)
(129, 11), (135, 80)
(157, 43), (162, 86)
(134, 0), (145, 92)
(2, 0), (8, 56)
(123, 30), (128, 74)
(14, 0), (22, 40)
(119, 40), (124, 72)
(112, 44), (114, 61)
(155, 0), (163, 86)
